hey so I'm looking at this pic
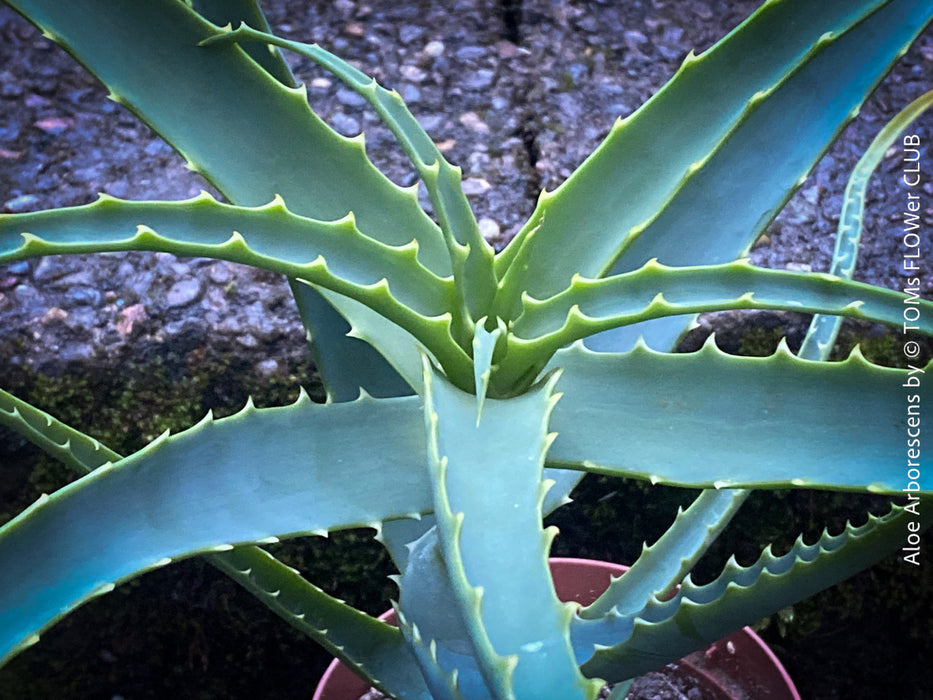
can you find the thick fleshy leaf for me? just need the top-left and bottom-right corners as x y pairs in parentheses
(580, 490), (749, 619)
(0, 194), (475, 388)
(179, 0), (416, 404)
(496, 259), (933, 390)
(546, 341), (930, 493)
(5, 0), (449, 270)
(493, 0), (933, 349)
(577, 502), (927, 681)
(395, 606), (468, 700)
(291, 281), (415, 401)
(0, 387), (430, 695)
(0, 391), (431, 664)
(799, 89), (933, 359)
(421, 362), (600, 699)
(5, 0), (456, 392)
(189, 0), (296, 87)
(205, 24), (498, 339)
(211, 546), (431, 699)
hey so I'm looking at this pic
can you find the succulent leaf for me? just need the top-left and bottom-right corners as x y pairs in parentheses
(0, 390), (432, 665)
(213, 546), (431, 699)
(204, 24), (498, 341)
(185, 0), (414, 403)
(0, 387), (430, 695)
(494, 0), (933, 349)
(501, 259), (932, 386)
(546, 341), (930, 493)
(3, 0), (459, 396)
(799, 89), (933, 360)
(394, 606), (467, 700)
(581, 489), (749, 619)
(578, 502), (928, 681)
(3, 0), (450, 270)
(188, 0), (297, 87)
(471, 318), (507, 413)
(291, 280), (416, 401)
(422, 361), (600, 699)
(0, 194), (476, 389)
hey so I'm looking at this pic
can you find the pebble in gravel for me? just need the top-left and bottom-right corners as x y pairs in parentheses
(165, 279), (203, 309)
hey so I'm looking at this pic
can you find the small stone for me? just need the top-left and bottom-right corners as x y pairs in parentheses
(65, 286), (101, 307)
(237, 333), (259, 348)
(116, 304), (148, 336)
(61, 343), (95, 362)
(343, 22), (365, 37)
(34, 257), (73, 281)
(256, 359), (279, 377)
(165, 279), (203, 308)
(423, 40), (445, 58)
(462, 178), (491, 196)
(458, 111), (489, 133)
(41, 307), (68, 324)
(6, 261), (29, 275)
(337, 88), (367, 108)
(399, 64), (427, 83)
(400, 84), (421, 103)
(208, 262), (233, 285)
(3, 193), (39, 212)
(692, 4), (714, 20)
(23, 93), (49, 108)
(494, 40), (518, 59)
(455, 45), (486, 61)
(330, 112), (361, 136)
(34, 116), (73, 134)
(14, 283), (38, 303)
(478, 217), (500, 240)
(464, 69), (495, 90)
(398, 25), (424, 44)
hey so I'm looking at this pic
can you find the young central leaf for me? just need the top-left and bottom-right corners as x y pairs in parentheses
(423, 362), (600, 699)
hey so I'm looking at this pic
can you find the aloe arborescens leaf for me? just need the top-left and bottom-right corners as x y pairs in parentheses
(0, 391), (431, 664)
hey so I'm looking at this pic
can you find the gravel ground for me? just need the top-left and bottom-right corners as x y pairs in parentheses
(1, 0), (931, 373)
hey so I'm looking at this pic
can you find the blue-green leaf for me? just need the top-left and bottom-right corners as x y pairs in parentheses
(578, 502), (926, 681)
(547, 342), (930, 493)
(421, 361), (600, 699)
(0, 391), (431, 664)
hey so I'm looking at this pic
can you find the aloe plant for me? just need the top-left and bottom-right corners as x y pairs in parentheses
(0, 0), (931, 698)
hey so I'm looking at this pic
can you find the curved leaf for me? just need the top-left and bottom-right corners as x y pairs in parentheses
(493, 0), (932, 347)
(420, 362), (599, 699)
(0, 391), (431, 664)
(0, 194), (475, 388)
(499, 260), (932, 388)
(578, 503), (927, 681)
(205, 24), (497, 339)
(4, 0), (450, 272)
(212, 546), (430, 699)
(580, 489), (749, 619)
(0, 390), (430, 696)
(189, 0), (296, 87)
(800, 89), (933, 359)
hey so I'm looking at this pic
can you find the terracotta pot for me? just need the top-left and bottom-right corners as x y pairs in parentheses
(313, 557), (800, 700)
